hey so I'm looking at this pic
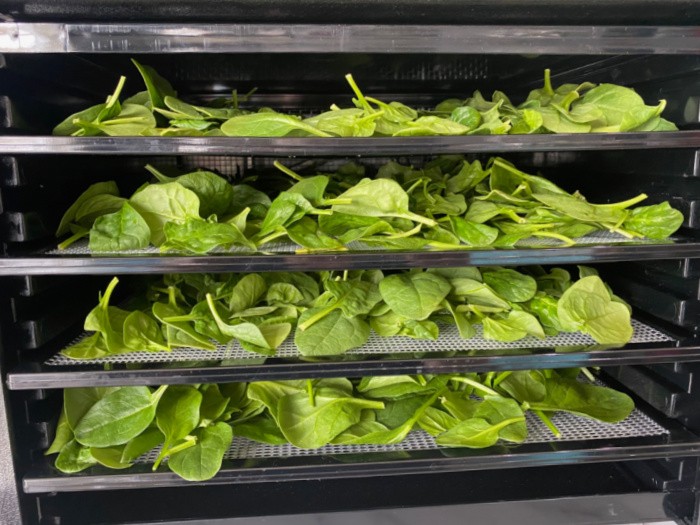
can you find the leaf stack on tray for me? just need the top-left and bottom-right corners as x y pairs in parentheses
(47, 369), (635, 481)
(55, 155), (684, 253)
(53, 60), (676, 137)
(62, 265), (633, 361)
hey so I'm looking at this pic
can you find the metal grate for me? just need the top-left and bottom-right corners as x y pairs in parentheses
(134, 406), (668, 464)
(45, 231), (664, 256)
(46, 319), (672, 366)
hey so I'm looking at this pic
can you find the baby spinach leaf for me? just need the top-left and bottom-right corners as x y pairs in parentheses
(55, 439), (98, 473)
(123, 310), (170, 352)
(229, 274), (268, 313)
(46, 409), (73, 455)
(295, 308), (370, 356)
(379, 272), (451, 320)
(57, 181), (120, 236)
(482, 311), (545, 342)
(168, 422), (233, 481)
(131, 59), (177, 111)
(231, 415), (288, 445)
(435, 416), (525, 448)
(498, 370), (547, 404)
(130, 182), (201, 246)
(482, 268), (537, 303)
(449, 217), (499, 246)
(357, 376), (429, 400)
(417, 407), (460, 436)
(74, 386), (166, 448)
(162, 218), (254, 254)
(120, 427), (165, 463)
(221, 112), (331, 137)
(277, 387), (384, 448)
(557, 275), (633, 344)
(199, 384), (230, 425)
(156, 386), (202, 446)
(449, 278), (510, 310)
(529, 376), (634, 423)
(153, 302), (216, 351)
(145, 165), (234, 218)
(74, 194), (126, 230)
(474, 395), (527, 443)
(90, 446), (132, 469)
(333, 178), (437, 227)
(623, 202), (684, 239)
(89, 202), (150, 252)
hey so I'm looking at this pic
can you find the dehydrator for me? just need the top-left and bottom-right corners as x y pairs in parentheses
(1, 2), (700, 524)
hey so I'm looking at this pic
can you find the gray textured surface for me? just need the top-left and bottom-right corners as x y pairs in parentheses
(0, 381), (23, 524)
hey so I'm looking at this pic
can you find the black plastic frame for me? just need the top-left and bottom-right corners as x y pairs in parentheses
(0, 133), (698, 156)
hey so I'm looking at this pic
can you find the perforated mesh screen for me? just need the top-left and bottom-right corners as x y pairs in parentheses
(46, 319), (672, 366)
(134, 407), (668, 464)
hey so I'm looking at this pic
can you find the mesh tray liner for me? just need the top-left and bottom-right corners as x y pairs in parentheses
(135, 406), (669, 464)
(46, 319), (672, 366)
(45, 231), (664, 256)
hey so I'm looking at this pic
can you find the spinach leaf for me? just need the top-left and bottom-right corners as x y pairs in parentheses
(232, 415), (288, 445)
(162, 218), (254, 254)
(623, 202), (684, 239)
(89, 202), (150, 252)
(482, 268), (537, 303)
(379, 273), (451, 320)
(130, 182), (201, 246)
(482, 311), (545, 342)
(529, 376), (634, 423)
(57, 181), (120, 236)
(145, 165), (234, 218)
(435, 416), (525, 448)
(474, 395), (527, 443)
(277, 387), (384, 448)
(332, 178), (437, 227)
(55, 439), (97, 473)
(168, 422), (233, 481)
(221, 113), (331, 137)
(74, 386), (167, 448)
(46, 409), (73, 455)
(557, 275), (632, 344)
(123, 310), (170, 352)
(295, 308), (370, 356)
(131, 59), (177, 111)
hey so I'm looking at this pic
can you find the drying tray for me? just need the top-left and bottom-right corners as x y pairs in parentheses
(23, 395), (700, 493)
(4, 233), (700, 276)
(1, 133), (699, 156)
(11, 317), (698, 390)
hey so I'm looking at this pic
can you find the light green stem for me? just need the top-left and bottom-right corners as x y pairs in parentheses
(449, 376), (499, 397)
(153, 435), (197, 471)
(57, 228), (89, 250)
(534, 409), (561, 438)
(298, 301), (339, 331)
(345, 73), (374, 113)
(273, 161), (304, 182)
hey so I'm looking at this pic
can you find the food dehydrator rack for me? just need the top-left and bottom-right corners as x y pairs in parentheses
(1, 5), (700, 524)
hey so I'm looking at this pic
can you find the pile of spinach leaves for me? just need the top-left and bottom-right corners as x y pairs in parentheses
(53, 62), (676, 138)
(56, 156), (683, 253)
(61, 265), (633, 362)
(47, 369), (634, 480)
